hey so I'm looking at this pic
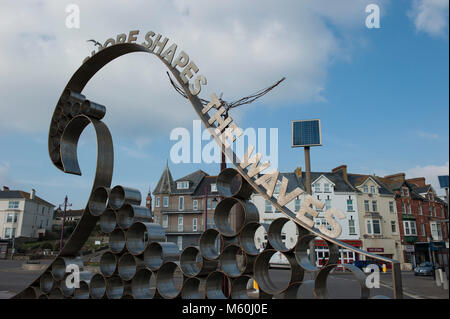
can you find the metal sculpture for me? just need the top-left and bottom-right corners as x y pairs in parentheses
(13, 33), (403, 299)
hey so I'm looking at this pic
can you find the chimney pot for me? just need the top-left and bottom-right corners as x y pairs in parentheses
(30, 189), (36, 200)
(2, 186), (9, 191)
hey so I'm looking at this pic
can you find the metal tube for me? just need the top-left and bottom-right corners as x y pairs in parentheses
(144, 241), (180, 271)
(294, 235), (339, 272)
(100, 251), (118, 277)
(199, 229), (222, 260)
(239, 222), (270, 255)
(109, 228), (126, 254)
(220, 244), (254, 278)
(205, 271), (231, 299)
(89, 273), (107, 299)
(88, 186), (110, 216)
(118, 253), (144, 281)
(99, 208), (117, 234)
(180, 246), (218, 277)
(80, 99), (106, 120)
(131, 268), (157, 299)
(109, 185), (142, 210)
(39, 272), (56, 294)
(51, 256), (84, 281)
(73, 281), (90, 299)
(117, 204), (152, 230)
(253, 249), (304, 296)
(126, 222), (166, 255)
(181, 277), (204, 299)
(48, 288), (64, 299)
(156, 261), (183, 299)
(106, 276), (125, 299)
(214, 198), (259, 237)
(216, 168), (253, 200)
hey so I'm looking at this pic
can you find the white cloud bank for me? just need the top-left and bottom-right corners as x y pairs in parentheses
(0, 0), (385, 140)
(408, 0), (449, 37)
(406, 161), (449, 195)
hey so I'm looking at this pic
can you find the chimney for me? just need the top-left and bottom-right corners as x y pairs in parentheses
(383, 173), (405, 184)
(332, 165), (348, 183)
(294, 167), (302, 178)
(2, 186), (9, 191)
(406, 177), (426, 187)
(30, 189), (36, 200)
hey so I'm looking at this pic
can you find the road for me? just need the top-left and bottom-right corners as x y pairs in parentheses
(0, 260), (448, 299)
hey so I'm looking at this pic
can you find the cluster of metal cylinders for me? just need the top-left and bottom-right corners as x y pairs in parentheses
(49, 89), (106, 167)
(18, 171), (383, 299)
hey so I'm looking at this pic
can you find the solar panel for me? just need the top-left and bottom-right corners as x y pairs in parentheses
(291, 119), (322, 147)
(438, 175), (449, 188)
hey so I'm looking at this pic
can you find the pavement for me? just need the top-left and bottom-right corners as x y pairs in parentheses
(0, 260), (448, 299)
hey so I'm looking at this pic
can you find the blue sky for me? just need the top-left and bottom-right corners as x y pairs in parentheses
(0, 0), (448, 209)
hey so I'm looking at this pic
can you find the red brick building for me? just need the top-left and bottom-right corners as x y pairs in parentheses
(381, 173), (448, 270)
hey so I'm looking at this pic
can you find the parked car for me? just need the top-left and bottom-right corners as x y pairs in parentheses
(414, 262), (434, 276)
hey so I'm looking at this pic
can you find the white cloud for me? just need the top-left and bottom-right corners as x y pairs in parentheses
(408, 0), (449, 37)
(417, 130), (439, 139)
(406, 161), (449, 195)
(0, 0), (384, 143)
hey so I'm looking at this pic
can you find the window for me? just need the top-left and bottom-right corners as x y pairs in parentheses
(177, 236), (183, 250)
(389, 201), (394, 213)
(430, 222), (442, 240)
(193, 200), (198, 211)
(212, 198), (218, 209)
(420, 223), (425, 236)
(372, 200), (377, 212)
(178, 215), (183, 231)
(4, 228), (11, 239)
(428, 206), (432, 216)
(193, 218), (197, 231)
(404, 188), (409, 197)
(207, 198), (212, 210)
(163, 196), (169, 207)
(367, 219), (381, 235)
(403, 221), (417, 236)
(177, 181), (189, 189)
(211, 183), (217, 192)
(324, 184), (330, 192)
(6, 213), (13, 223)
(419, 204), (422, 215)
(156, 197), (160, 207)
(364, 200), (370, 212)
(402, 203), (406, 214)
(370, 186), (375, 194)
(294, 199), (301, 212)
(325, 198), (331, 210)
(391, 221), (397, 234)
(407, 204), (411, 215)
(433, 207), (436, 217)
(314, 183), (321, 193)
(8, 201), (19, 209)
(162, 215), (168, 228)
(349, 217), (356, 235)
(363, 185), (368, 193)
(178, 196), (184, 211)
(347, 198), (354, 211)
(265, 200), (273, 213)
(274, 183), (281, 194)
(12, 228), (16, 238)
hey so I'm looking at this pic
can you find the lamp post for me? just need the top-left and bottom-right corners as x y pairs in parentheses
(59, 195), (72, 252)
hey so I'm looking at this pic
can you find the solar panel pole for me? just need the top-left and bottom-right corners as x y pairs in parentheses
(304, 146), (317, 266)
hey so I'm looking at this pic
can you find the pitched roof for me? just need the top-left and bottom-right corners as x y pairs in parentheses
(414, 185), (431, 194)
(173, 170), (208, 195)
(347, 174), (393, 195)
(309, 172), (356, 193)
(192, 175), (220, 197)
(0, 190), (55, 207)
(153, 163), (175, 195)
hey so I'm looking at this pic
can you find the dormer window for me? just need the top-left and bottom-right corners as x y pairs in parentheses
(363, 185), (368, 193)
(370, 186), (375, 194)
(403, 188), (409, 197)
(177, 181), (189, 189)
(211, 183), (217, 192)
(314, 183), (321, 193)
(274, 183), (281, 194)
(324, 183), (330, 192)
